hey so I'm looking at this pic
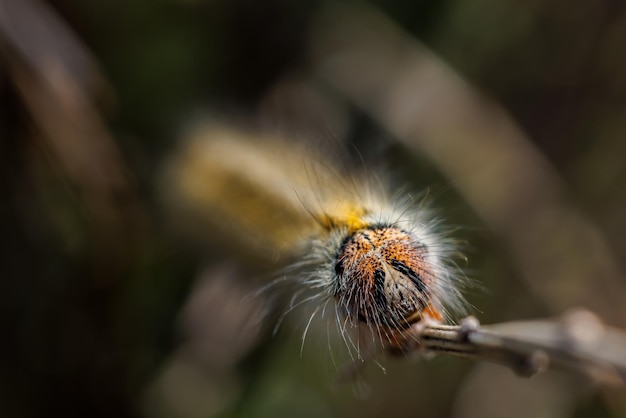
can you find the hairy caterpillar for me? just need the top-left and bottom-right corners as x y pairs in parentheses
(164, 124), (469, 365)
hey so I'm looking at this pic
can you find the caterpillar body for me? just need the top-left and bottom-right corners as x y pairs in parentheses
(164, 124), (469, 363)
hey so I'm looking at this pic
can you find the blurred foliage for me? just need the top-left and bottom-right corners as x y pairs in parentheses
(2, 0), (626, 417)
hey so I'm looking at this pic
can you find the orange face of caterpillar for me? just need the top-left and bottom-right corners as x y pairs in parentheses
(333, 226), (442, 343)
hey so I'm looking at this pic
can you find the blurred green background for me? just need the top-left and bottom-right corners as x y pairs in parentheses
(2, 0), (626, 417)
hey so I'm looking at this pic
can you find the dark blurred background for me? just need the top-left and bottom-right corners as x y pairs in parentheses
(2, 0), (626, 417)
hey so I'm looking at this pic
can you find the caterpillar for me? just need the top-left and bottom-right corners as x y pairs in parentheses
(163, 123), (469, 366)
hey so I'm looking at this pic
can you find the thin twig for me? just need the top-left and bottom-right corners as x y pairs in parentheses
(418, 309), (626, 386)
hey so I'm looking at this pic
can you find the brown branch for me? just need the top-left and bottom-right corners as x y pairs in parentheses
(418, 309), (626, 386)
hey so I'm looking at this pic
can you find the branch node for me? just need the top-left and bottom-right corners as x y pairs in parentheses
(513, 350), (550, 378)
(459, 315), (480, 342)
(560, 308), (605, 349)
